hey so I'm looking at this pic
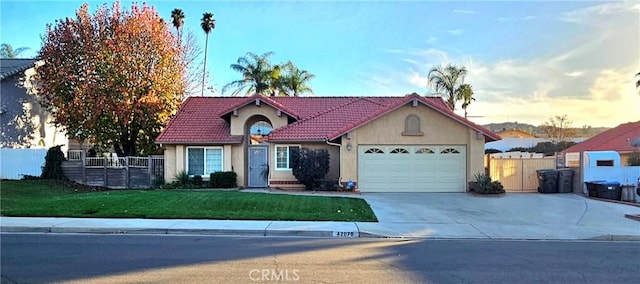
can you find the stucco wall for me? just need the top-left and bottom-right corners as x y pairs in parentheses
(229, 104), (289, 136)
(467, 128), (487, 179)
(269, 142), (340, 189)
(163, 144), (234, 183)
(340, 104), (485, 185)
(231, 144), (245, 186)
(164, 145), (177, 182)
(1, 70), (66, 150)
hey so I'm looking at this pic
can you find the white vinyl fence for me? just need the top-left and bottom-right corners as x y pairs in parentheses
(0, 148), (47, 179)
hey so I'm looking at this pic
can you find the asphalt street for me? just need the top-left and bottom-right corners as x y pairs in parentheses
(1, 233), (639, 283)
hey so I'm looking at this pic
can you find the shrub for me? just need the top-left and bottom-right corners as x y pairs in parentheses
(318, 180), (339, 191)
(191, 175), (203, 188)
(469, 172), (505, 194)
(628, 152), (640, 166)
(41, 145), (67, 180)
(485, 148), (502, 154)
(506, 147), (529, 153)
(290, 148), (330, 190)
(151, 176), (165, 189)
(174, 170), (191, 188)
(21, 175), (40, 180)
(209, 171), (237, 188)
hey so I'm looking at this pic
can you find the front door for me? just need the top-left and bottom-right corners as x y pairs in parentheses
(248, 146), (268, 187)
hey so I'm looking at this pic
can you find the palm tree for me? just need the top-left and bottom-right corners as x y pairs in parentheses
(0, 43), (30, 58)
(278, 61), (315, 96)
(427, 64), (468, 110)
(170, 8), (185, 44)
(223, 52), (278, 96)
(200, 12), (216, 96)
(457, 83), (475, 119)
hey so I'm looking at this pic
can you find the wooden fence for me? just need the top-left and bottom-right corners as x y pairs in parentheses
(487, 154), (556, 192)
(62, 150), (164, 189)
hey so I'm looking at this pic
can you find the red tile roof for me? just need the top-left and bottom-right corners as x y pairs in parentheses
(563, 121), (640, 153)
(156, 94), (501, 144)
(156, 97), (246, 144)
(219, 94), (300, 119)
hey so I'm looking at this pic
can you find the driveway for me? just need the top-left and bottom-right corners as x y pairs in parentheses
(357, 193), (640, 239)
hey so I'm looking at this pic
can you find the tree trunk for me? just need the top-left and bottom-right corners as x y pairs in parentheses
(201, 34), (209, 96)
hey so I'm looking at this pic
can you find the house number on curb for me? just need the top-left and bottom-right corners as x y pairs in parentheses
(333, 231), (358, 237)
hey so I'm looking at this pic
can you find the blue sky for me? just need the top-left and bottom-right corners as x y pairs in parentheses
(1, 0), (638, 128)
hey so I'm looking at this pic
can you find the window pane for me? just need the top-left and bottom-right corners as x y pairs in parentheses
(205, 148), (222, 174)
(276, 146), (287, 169)
(187, 148), (204, 176)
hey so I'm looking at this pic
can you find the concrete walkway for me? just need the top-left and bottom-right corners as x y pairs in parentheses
(2, 192), (639, 240)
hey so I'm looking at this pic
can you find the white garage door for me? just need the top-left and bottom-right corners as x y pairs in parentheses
(358, 145), (466, 192)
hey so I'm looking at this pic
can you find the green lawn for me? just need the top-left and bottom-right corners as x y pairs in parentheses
(0, 180), (377, 222)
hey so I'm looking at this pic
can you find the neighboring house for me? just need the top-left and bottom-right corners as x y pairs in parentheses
(486, 130), (586, 153)
(0, 59), (67, 151)
(156, 93), (500, 192)
(563, 121), (640, 166)
(495, 129), (538, 138)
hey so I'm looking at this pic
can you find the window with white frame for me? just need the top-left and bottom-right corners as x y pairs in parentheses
(187, 147), (223, 176)
(275, 145), (300, 170)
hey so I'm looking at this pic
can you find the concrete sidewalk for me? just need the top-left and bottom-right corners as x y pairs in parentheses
(0, 217), (360, 238)
(2, 193), (639, 240)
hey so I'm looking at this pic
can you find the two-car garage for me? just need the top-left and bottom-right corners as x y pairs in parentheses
(358, 145), (466, 192)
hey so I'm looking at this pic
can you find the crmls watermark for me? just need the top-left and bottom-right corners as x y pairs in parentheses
(249, 269), (300, 282)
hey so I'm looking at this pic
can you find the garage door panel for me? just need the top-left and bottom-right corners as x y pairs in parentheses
(359, 145), (466, 192)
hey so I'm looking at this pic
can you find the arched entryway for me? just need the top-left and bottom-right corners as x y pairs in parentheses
(246, 116), (273, 187)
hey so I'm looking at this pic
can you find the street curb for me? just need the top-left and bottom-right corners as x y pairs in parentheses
(1, 226), (337, 238)
(588, 235), (640, 241)
(3, 226), (640, 241)
(1, 226), (51, 233)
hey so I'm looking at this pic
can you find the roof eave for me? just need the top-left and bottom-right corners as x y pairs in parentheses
(266, 138), (328, 143)
(156, 140), (244, 145)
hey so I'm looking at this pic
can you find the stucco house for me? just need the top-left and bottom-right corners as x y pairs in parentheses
(563, 121), (640, 166)
(156, 93), (500, 192)
(0, 59), (68, 150)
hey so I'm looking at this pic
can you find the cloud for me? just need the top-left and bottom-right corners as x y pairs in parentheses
(447, 29), (464, 35)
(386, 44), (638, 127)
(562, 1), (637, 23)
(496, 17), (514, 22)
(425, 36), (437, 45)
(453, 9), (476, 14)
(565, 71), (585, 77)
(372, 1), (639, 127)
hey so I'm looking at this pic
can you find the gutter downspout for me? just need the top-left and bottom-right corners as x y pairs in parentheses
(325, 139), (342, 187)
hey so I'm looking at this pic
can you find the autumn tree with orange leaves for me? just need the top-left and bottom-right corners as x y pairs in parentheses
(33, 2), (186, 156)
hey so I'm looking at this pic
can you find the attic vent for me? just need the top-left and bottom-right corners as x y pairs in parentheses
(402, 114), (424, 136)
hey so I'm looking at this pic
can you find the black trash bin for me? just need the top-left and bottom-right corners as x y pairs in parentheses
(585, 180), (605, 197)
(595, 181), (621, 200)
(537, 169), (558, 193)
(557, 169), (574, 193)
